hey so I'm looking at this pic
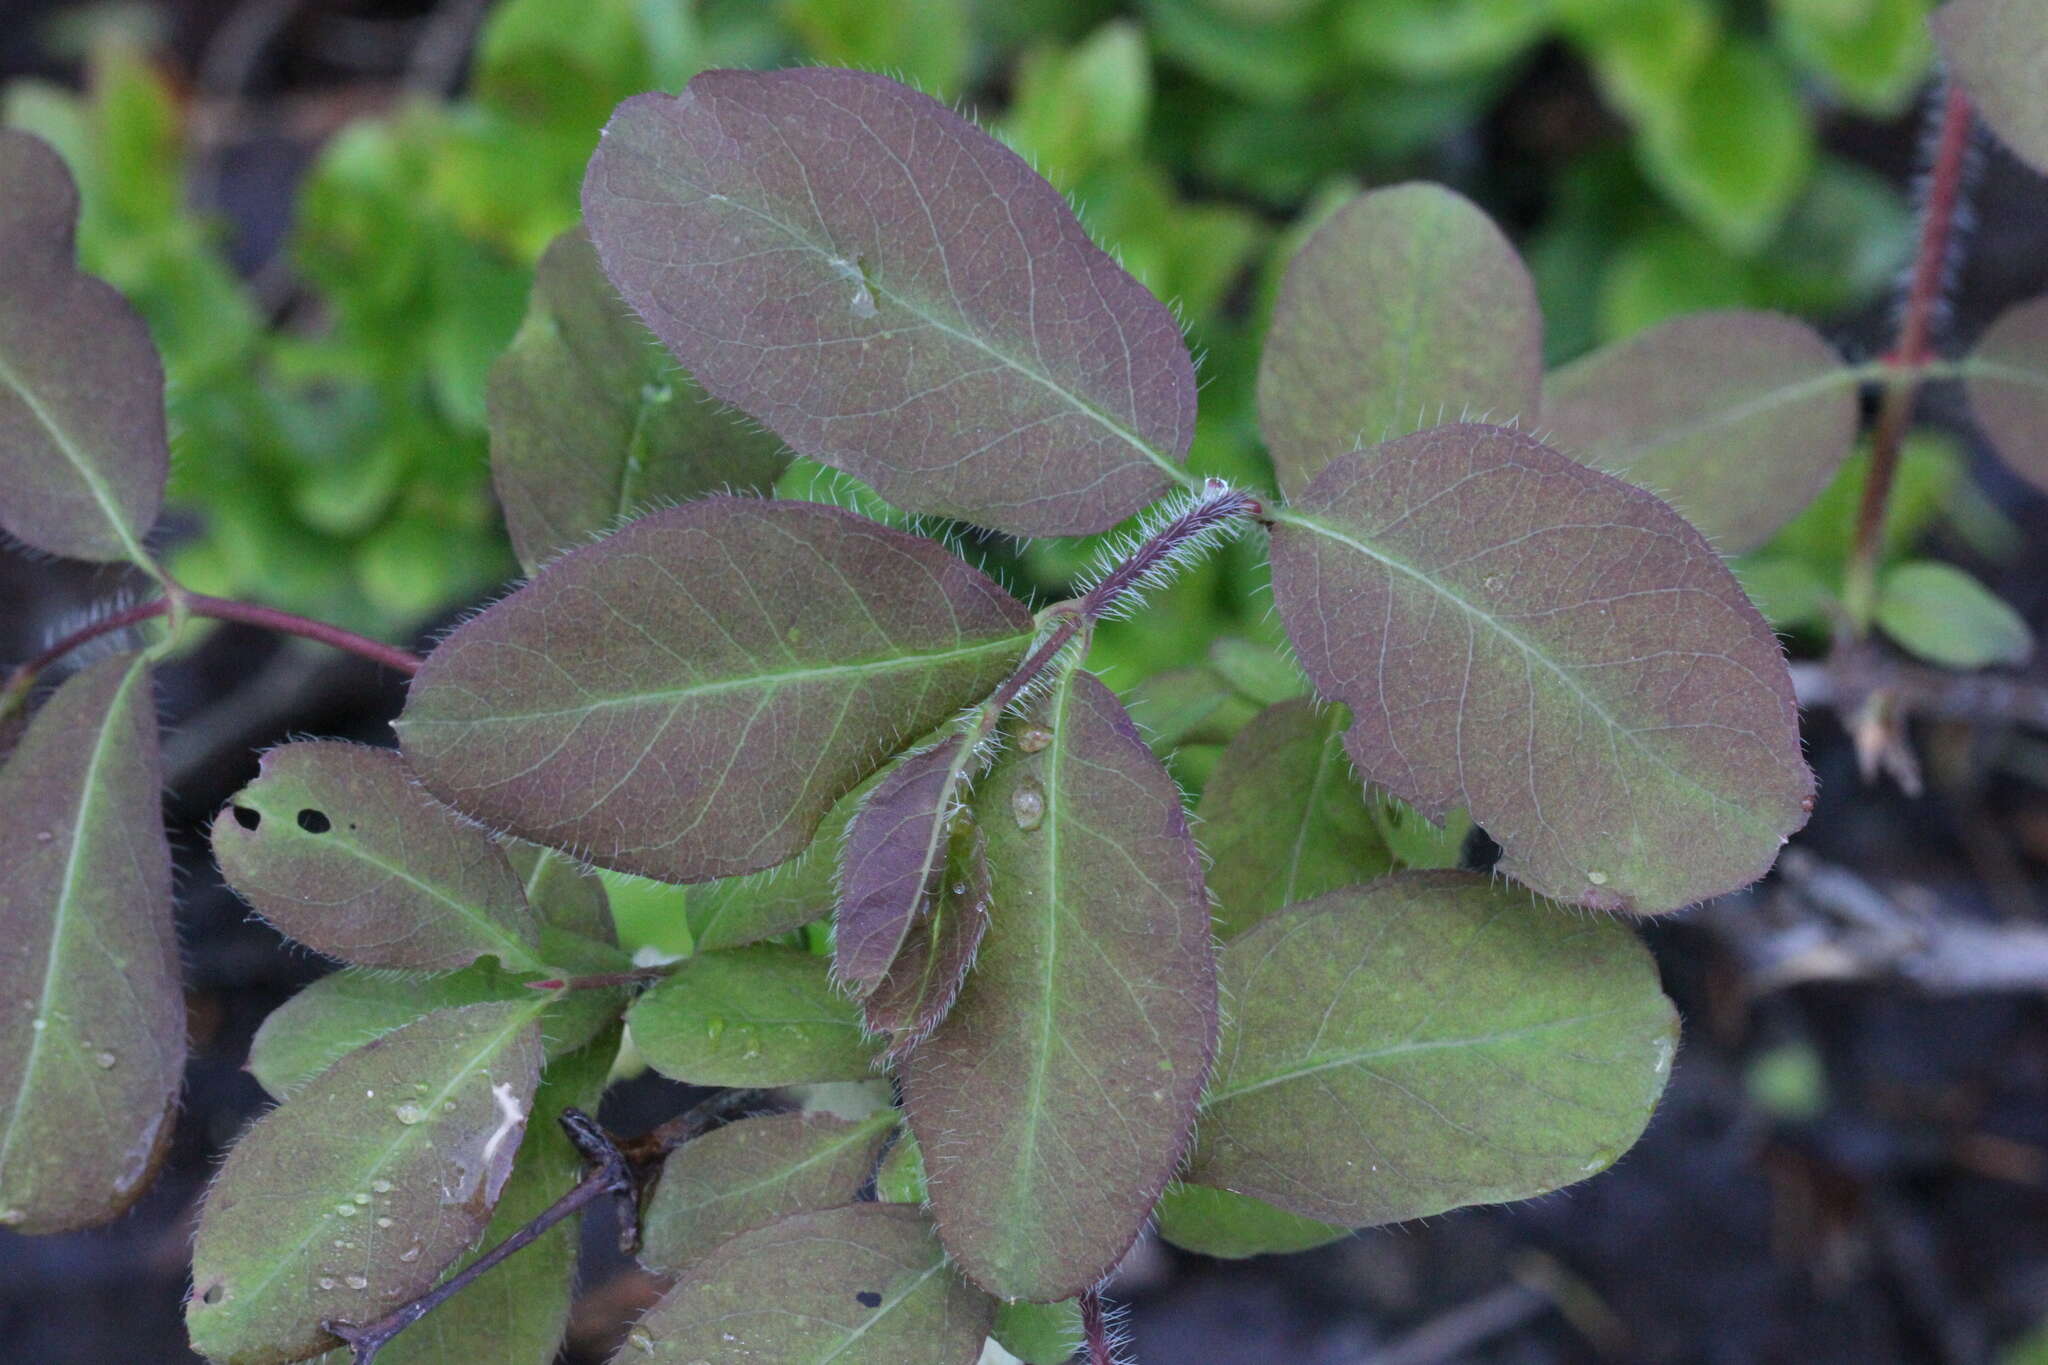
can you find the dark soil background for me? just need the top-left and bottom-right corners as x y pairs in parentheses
(4, 2), (2048, 1362)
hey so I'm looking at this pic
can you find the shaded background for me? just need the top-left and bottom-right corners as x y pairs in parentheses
(3, 1), (2048, 1361)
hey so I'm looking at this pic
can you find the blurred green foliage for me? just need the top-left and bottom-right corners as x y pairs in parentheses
(2, 0), (1934, 646)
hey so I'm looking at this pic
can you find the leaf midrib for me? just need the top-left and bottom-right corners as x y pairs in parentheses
(1549, 363), (1860, 470)
(0, 341), (154, 568)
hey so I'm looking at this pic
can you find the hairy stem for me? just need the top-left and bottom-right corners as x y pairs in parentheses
(323, 1108), (633, 1364)
(1082, 1288), (1119, 1365)
(1844, 81), (1974, 629)
(1, 589), (422, 713)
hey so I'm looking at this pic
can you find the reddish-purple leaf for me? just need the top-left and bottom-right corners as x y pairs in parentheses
(1963, 292), (2048, 495)
(1269, 423), (1812, 913)
(835, 733), (979, 994)
(1541, 310), (1858, 552)
(1932, 0), (2048, 174)
(0, 653), (182, 1233)
(213, 741), (545, 972)
(0, 131), (168, 565)
(864, 822), (993, 1058)
(581, 68), (1196, 536)
(1258, 183), (1542, 500)
(396, 497), (1032, 884)
(901, 669), (1215, 1301)
(489, 227), (790, 575)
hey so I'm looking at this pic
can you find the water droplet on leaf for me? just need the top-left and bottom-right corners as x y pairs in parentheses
(1018, 724), (1053, 753)
(393, 1103), (425, 1125)
(1010, 779), (1046, 830)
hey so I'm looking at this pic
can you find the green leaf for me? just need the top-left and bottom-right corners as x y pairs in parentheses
(1196, 699), (1395, 939)
(1186, 871), (1677, 1226)
(1736, 556), (1837, 631)
(0, 130), (167, 566)
(316, 1027), (622, 1365)
(1934, 0), (2048, 174)
(504, 843), (616, 945)
(1119, 665), (1261, 751)
(1773, 0), (1934, 115)
(1541, 310), (1858, 551)
(1258, 183), (1542, 499)
(0, 653), (182, 1233)
(993, 1299), (1084, 1365)
(876, 1127), (927, 1204)
(1634, 38), (1814, 251)
(1269, 424), (1814, 913)
(247, 962), (623, 1100)
(582, 69), (1196, 536)
(900, 669), (1216, 1301)
(616, 1204), (995, 1364)
(639, 1109), (898, 1272)
(629, 945), (878, 1086)
(1002, 21), (1152, 186)
(489, 227), (789, 575)
(1963, 293), (2048, 496)
(214, 741), (544, 972)
(783, 0), (972, 98)
(187, 1000), (547, 1365)
(1155, 1185), (1349, 1259)
(1207, 637), (1307, 706)
(397, 497), (1032, 884)
(1876, 561), (2034, 669)
(1338, 0), (1551, 76)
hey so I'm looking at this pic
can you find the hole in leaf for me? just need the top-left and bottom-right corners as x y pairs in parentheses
(199, 1281), (225, 1305)
(231, 807), (260, 831)
(297, 809), (332, 834)
(854, 1290), (882, 1309)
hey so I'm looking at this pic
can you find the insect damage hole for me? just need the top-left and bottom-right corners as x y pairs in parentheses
(854, 1290), (882, 1309)
(231, 806), (260, 831)
(296, 809), (332, 834)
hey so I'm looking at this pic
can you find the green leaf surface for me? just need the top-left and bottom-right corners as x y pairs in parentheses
(1338, 0), (1551, 76)
(1773, 0), (1933, 115)
(993, 1299), (1084, 1365)
(639, 1109), (898, 1272)
(1963, 292), (2048, 495)
(0, 653), (182, 1233)
(247, 963), (623, 1100)
(864, 822), (994, 1058)
(188, 1000), (547, 1365)
(615, 1204), (994, 1364)
(1270, 424), (1813, 913)
(312, 1028), (622, 1365)
(214, 741), (544, 972)
(1541, 310), (1858, 551)
(504, 843), (617, 945)
(629, 945), (878, 1086)
(0, 130), (167, 565)
(1635, 38), (1813, 251)
(582, 68), (1196, 536)
(1934, 0), (2048, 173)
(1155, 1184), (1349, 1259)
(397, 497), (1032, 884)
(1207, 637), (1307, 706)
(1876, 561), (2034, 668)
(783, 0), (972, 98)
(1120, 665), (1262, 753)
(1258, 183), (1542, 499)
(1187, 871), (1677, 1226)
(901, 669), (1216, 1301)
(1196, 699), (1394, 940)
(489, 227), (789, 575)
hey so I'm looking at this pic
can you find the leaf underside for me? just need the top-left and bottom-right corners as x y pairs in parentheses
(397, 496), (1032, 884)
(1188, 871), (1677, 1227)
(582, 67), (1196, 536)
(1270, 423), (1812, 913)
(489, 227), (790, 575)
(188, 1000), (546, 1365)
(0, 653), (183, 1233)
(617, 1204), (995, 1364)
(1541, 309), (1857, 553)
(1258, 183), (1542, 500)
(1964, 292), (2048, 497)
(0, 130), (168, 563)
(901, 668), (1216, 1301)
(214, 741), (544, 972)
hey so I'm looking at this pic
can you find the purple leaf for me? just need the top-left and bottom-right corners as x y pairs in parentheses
(213, 741), (545, 971)
(396, 497), (1032, 883)
(581, 68), (1196, 536)
(1963, 292), (2048, 495)
(1933, 0), (2048, 174)
(1269, 423), (1813, 913)
(489, 227), (790, 575)
(1258, 183), (1541, 500)
(0, 131), (168, 565)
(0, 653), (182, 1233)
(900, 669), (1215, 1301)
(1541, 310), (1858, 552)
(835, 734), (980, 995)
(864, 822), (993, 1059)
(1186, 872), (1677, 1227)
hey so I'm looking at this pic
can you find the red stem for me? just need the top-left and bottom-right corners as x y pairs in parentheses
(1081, 1288), (1117, 1365)
(4, 592), (421, 702)
(1845, 82), (1973, 628)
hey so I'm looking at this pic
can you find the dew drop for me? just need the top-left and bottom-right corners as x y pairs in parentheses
(371, 1180), (392, 1194)
(1017, 724), (1053, 754)
(93, 1051), (117, 1069)
(317, 1278), (336, 1291)
(624, 1331), (655, 1355)
(640, 381), (674, 405)
(399, 1246), (422, 1263)
(1009, 779), (1046, 831)
(29, 1018), (45, 1033)
(34, 830), (52, 843)
(393, 1103), (425, 1125)
(352, 1192), (371, 1205)
(376, 1217), (394, 1229)
(336, 1204), (358, 1218)
(1586, 870), (1609, 886)
(344, 1275), (369, 1291)
(951, 883), (967, 896)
